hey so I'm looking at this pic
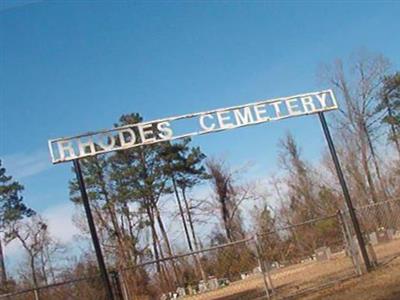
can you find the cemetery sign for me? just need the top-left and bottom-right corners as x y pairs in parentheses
(48, 89), (337, 163)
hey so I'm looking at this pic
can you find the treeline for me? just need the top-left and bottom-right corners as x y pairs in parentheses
(0, 51), (399, 297)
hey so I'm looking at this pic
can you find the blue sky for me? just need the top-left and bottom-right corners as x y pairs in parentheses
(1, 1), (400, 234)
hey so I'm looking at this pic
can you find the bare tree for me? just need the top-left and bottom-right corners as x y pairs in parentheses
(319, 51), (392, 203)
(6, 215), (49, 289)
(206, 159), (248, 243)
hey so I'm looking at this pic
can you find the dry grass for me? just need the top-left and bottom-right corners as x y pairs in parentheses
(302, 255), (400, 300)
(185, 239), (400, 300)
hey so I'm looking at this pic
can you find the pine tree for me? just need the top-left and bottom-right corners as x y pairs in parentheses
(377, 72), (400, 157)
(0, 159), (34, 290)
(109, 113), (180, 289)
(159, 139), (209, 282)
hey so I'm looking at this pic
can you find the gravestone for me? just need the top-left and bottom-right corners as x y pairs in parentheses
(271, 261), (283, 269)
(208, 277), (219, 290)
(218, 278), (230, 287)
(176, 287), (186, 297)
(377, 229), (392, 243)
(368, 232), (378, 245)
(160, 294), (168, 300)
(315, 246), (332, 261)
(366, 243), (378, 267)
(198, 281), (208, 293)
(187, 285), (196, 296)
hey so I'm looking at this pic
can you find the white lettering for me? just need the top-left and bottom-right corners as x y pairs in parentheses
(97, 133), (116, 150)
(316, 93), (328, 108)
(199, 114), (216, 131)
(157, 121), (173, 140)
(233, 107), (254, 125)
(270, 101), (282, 118)
(139, 124), (156, 143)
(216, 111), (234, 129)
(57, 141), (76, 160)
(118, 129), (136, 147)
(300, 96), (316, 113)
(78, 137), (96, 156)
(254, 104), (269, 122)
(286, 99), (302, 115)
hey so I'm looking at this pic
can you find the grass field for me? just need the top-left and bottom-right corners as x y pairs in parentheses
(186, 239), (400, 300)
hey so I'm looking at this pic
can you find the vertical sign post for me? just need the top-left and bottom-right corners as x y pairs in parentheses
(73, 159), (115, 300)
(318, 112), (372, 272)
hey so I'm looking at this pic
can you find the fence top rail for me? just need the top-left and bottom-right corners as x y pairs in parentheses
(258, 213), (339, 237)
(354, 198), (400, 211)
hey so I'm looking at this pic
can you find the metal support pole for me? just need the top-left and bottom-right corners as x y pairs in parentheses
(318, 112), (372, 272)
(73, 159), (115, 300)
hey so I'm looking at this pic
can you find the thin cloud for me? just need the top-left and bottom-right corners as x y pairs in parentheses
(0, 0), (43, 13)
(2, 149), (51, 179)
(43, 202), (79, 244)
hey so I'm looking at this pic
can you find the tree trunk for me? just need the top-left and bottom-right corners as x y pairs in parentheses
(144, 202), (172, 292)
(0, 239), (7, 289)
(39, 252), (48, 286)
(181, 188), (199, 250)
(145, 203), (162, 272)
(386, 100), (400, 158)
(360, 130), (378, 204)
(221, 197), (232, 242)
(30, 255), (39, 289)
(122, 202), (140, 263)
(172, 178), (193, 251)
(153, 202), (182, 286)
(181, 187), (208, 282)
(363, 123), (388, 200)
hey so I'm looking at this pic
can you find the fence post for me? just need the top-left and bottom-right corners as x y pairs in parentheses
(254, 235), (275, 299)
(33, 288), (40, 300)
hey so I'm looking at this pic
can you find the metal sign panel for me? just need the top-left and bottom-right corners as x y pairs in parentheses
(48, 89), (338, 163)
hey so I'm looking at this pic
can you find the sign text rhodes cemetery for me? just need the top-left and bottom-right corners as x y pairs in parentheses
(49, 90), (338, 163)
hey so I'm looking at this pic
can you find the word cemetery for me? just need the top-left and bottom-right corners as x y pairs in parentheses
(49, 90), (337, 163)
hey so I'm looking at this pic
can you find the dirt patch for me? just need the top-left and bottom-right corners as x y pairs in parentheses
(301, 255), (400, 300)
(185, 239), (400, 300)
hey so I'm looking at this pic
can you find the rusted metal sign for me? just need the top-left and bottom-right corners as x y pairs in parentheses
(48, 89), (338, 163)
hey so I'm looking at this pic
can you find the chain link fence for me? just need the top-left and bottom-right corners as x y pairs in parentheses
(352, 198), (400, 266)
(3, 201), (400, 300)
(0, 238), (271, 300)
(0, 275), (108, 300)
(256, 213), (357, 299)
(117, 237), (271, 300)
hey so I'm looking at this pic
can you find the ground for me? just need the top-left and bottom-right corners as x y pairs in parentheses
(302, 256), (400, 300)
(185, 239), (400, 300)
